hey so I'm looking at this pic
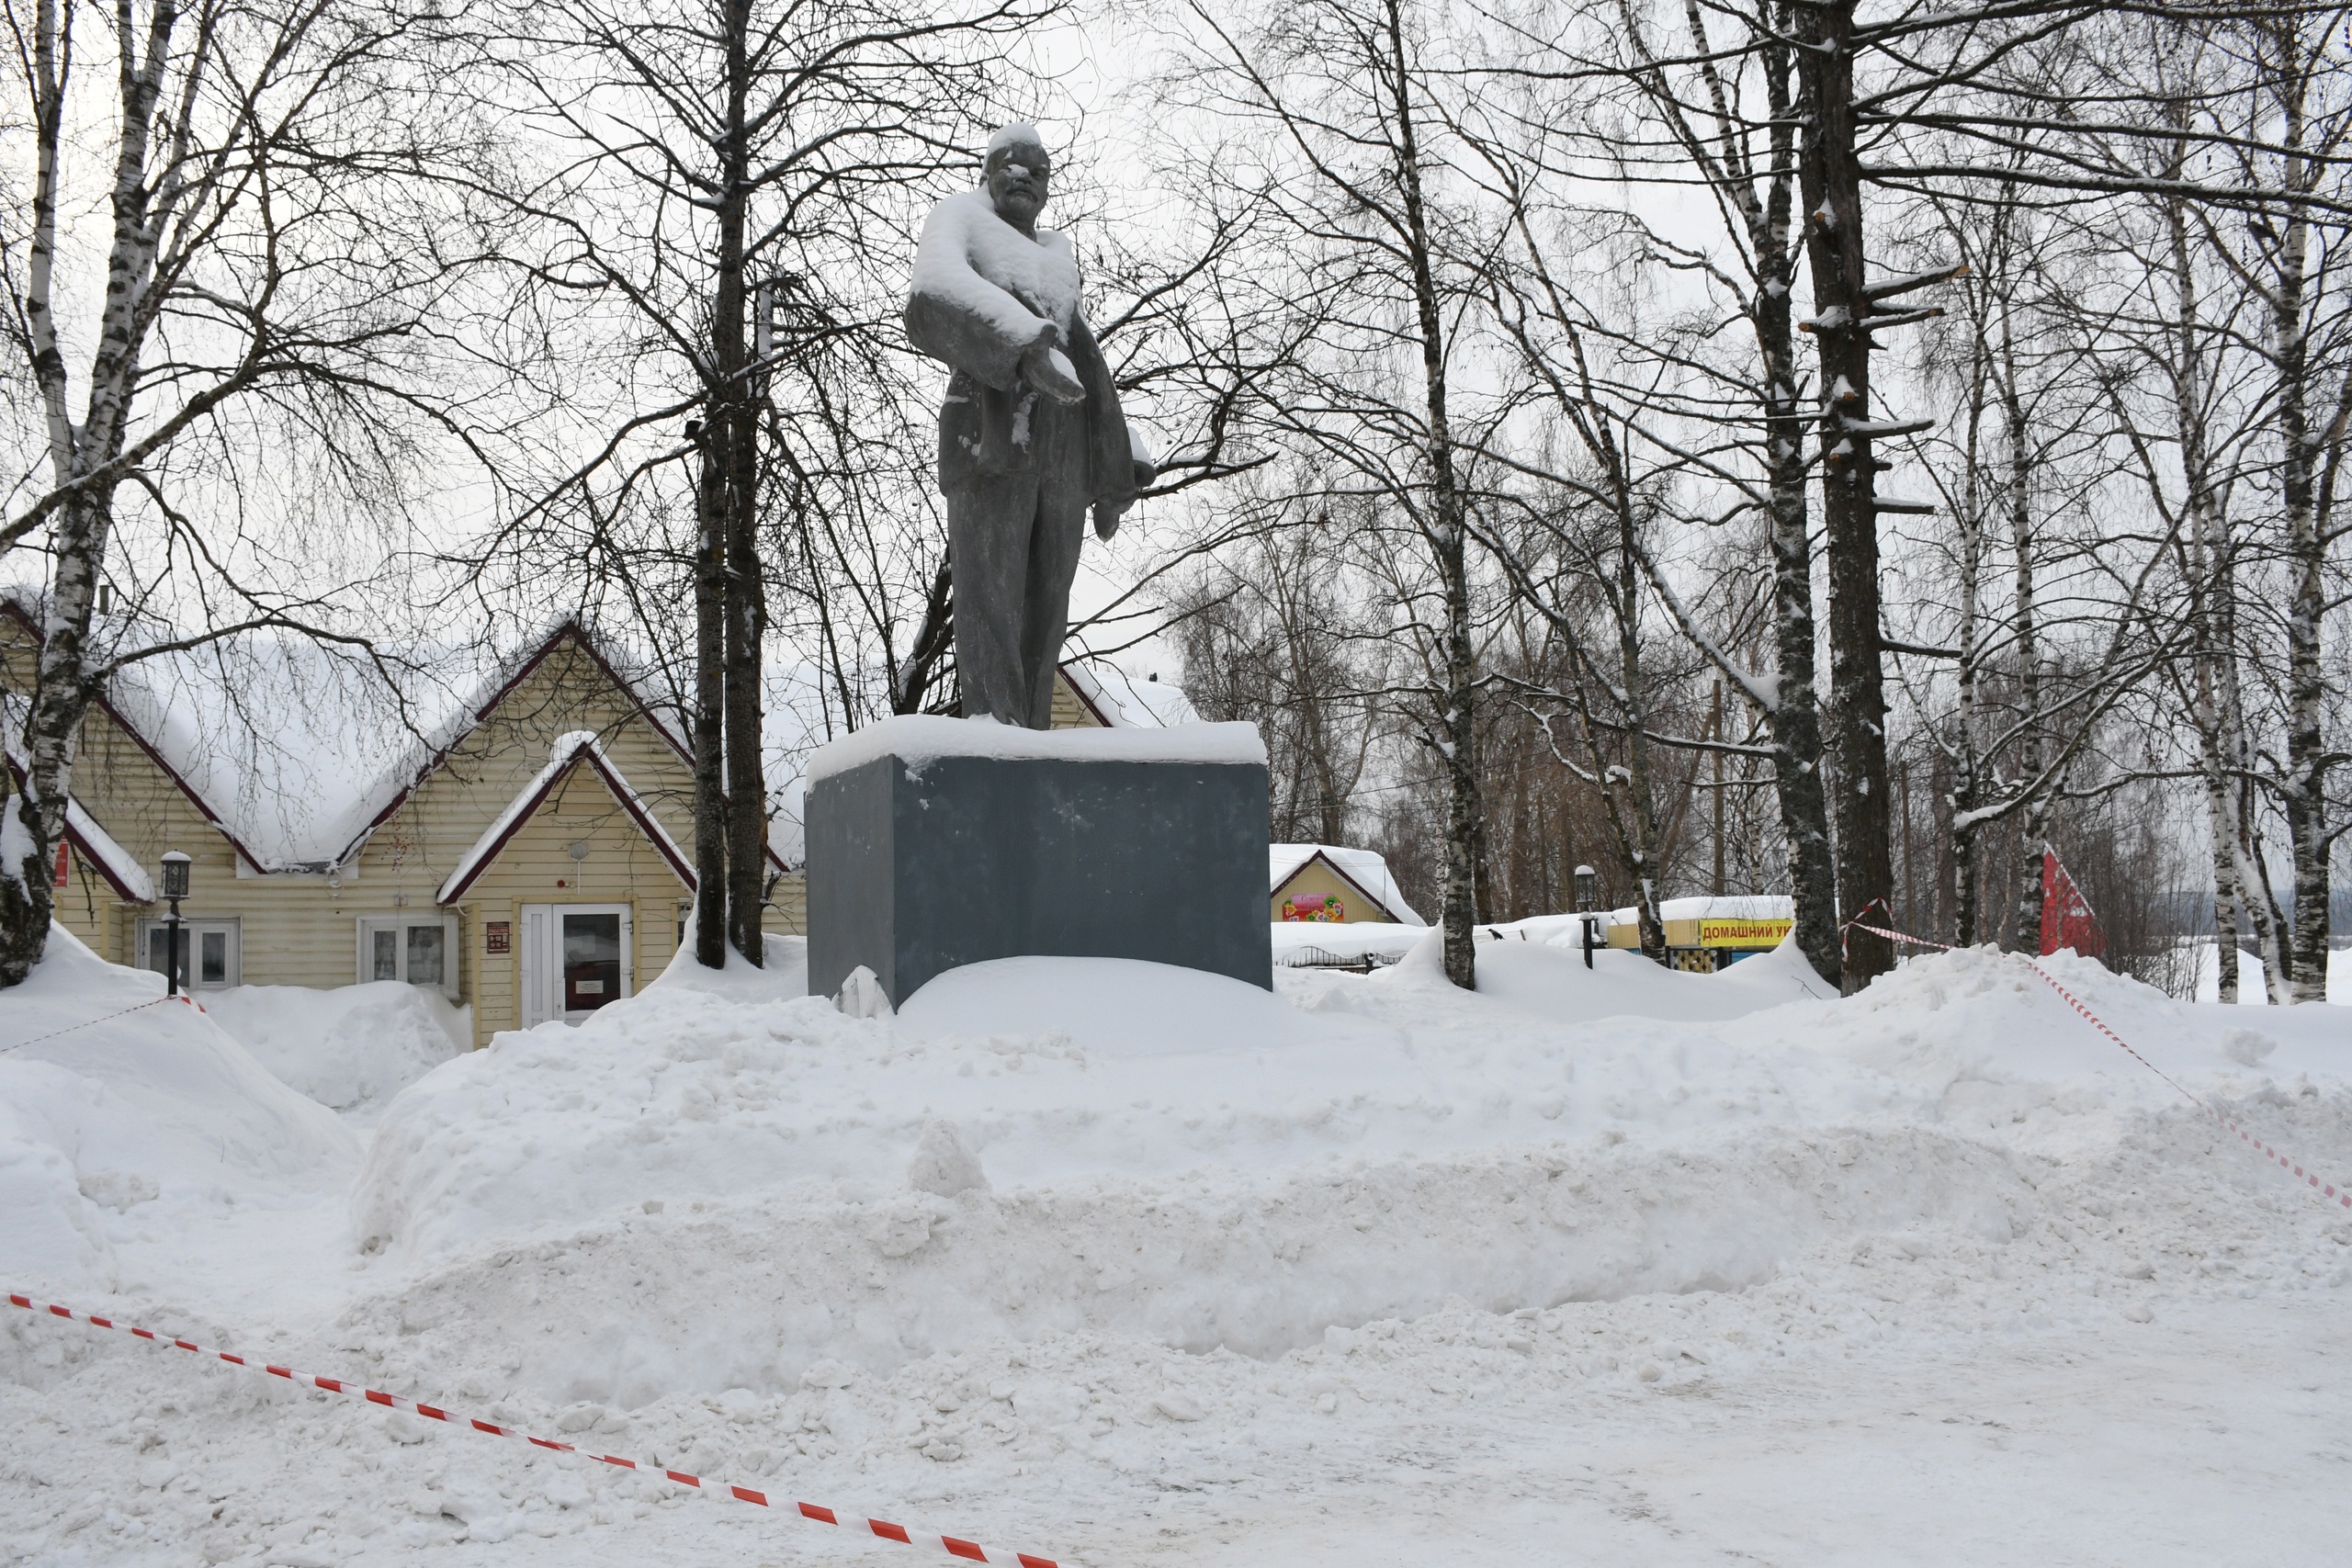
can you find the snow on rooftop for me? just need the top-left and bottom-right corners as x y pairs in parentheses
(1270, 843), (1426, 925)
(807, 713), (1264, 784)
(101, 636), (441, 870)
(64, 797), (153, 901)
(1604, 895), (1795, 925)
(1066, 659), (1198, 728)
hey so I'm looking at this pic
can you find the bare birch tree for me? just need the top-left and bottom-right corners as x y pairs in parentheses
(0, 0), (499, 986)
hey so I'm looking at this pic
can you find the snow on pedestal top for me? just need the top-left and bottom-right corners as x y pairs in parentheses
(805, 713), (1265, 782)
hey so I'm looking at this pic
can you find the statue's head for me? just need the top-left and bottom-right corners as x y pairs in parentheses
(984, 124), (1051, 230)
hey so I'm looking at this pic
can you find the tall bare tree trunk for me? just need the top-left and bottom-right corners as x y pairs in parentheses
(692, 419), (730, 969)
(1619, 0), (1839, 983)
(1998, 304), (2052, 953)
(1794, 0), (1894, 991)
(1382, 0), (1480, 990)
(2266, 28), (2333, 1004)
(2161, 186), (2241, 1000)
(1949, 329), (1991, 948)
(717, 0), (767, 968)
(5, 0), (172, 986)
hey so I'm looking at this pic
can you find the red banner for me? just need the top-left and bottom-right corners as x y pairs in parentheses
(2039, 849), (2105, 959)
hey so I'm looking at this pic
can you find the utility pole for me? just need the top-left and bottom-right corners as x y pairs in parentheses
(1711, 680), (1725, 897)
(1792, 0), (1959, 992)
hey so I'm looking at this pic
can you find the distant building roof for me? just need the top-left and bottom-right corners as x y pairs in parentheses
(1605, 895), (1793, 924)
(436, 730), (693, 905)
(1269, 843), (1425, 926)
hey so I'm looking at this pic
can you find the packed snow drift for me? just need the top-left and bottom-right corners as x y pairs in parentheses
(3, 923), (2346, 1566)
(0, 930), (357, 1288)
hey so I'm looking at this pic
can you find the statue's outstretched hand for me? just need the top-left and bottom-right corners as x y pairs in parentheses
(1020, 340), (1086, 405)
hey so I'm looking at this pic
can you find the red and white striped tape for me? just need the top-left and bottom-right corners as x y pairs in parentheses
(1841, 913), (2349, 1211)
(4, 1292), (1062, 1568)
(2, 993), (199, 1055)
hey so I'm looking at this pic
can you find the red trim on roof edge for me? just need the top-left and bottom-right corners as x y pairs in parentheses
(5, 604), (783, 879)
(0, 752), (150, 904)
(5, 599), (291, 874)
(1275, 849), (1399, 923)
(1056, 662), (1116, 728)
(435, 742), (695, 907)
(60, 819), (149, 903)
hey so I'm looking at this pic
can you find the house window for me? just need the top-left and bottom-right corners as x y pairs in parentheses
(138, 919), (241, 989)
(356, 915), (461, 999)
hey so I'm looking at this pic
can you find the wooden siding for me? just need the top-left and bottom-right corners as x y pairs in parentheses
(450, 760), (691, 1042)
(1048, 672), (1109, 731)
(5, 618), (1115, 1043)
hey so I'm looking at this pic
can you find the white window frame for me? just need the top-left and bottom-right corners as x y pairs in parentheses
(355, 914), (462, 1000)
(519, 902), (634, 1027)
(137, 917), (242, 990)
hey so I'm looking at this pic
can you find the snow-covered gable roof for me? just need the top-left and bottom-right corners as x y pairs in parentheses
(2, 718), (154, 902)
(1061, 659), (1197, 728)
(64, 797), (153, 901)
(5, 599), (717, 875)
(437, 730), (694, 905)
(100, 635), (447, 873)
(341, 620), (711, 873)
(1269, 843), (1425, 926)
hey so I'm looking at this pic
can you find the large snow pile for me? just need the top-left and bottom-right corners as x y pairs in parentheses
(3, 923), (2346, 1566)
(204, 981), (469, 1119)
(337, 930), (2346, 1410)
(0, 929), (358, 1286)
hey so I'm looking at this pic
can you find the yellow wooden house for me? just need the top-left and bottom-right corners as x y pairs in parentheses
(5, 605), (1149, 1045)
(1269, 844), (1422, 926)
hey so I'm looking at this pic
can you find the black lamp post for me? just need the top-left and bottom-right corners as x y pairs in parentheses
(1574, 863), (1600, 970)
(159, 851), (190, 996)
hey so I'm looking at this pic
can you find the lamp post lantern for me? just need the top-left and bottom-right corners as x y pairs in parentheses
(159, 851), (190, 996)
(1574, 863), (1600, 970)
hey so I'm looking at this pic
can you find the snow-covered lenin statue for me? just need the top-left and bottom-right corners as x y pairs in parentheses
(905, 123), (1154, 729)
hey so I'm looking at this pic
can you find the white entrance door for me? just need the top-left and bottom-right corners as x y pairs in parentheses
(519, 903), (633, 1026)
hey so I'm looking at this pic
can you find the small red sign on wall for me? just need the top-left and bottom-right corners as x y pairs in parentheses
(484, 920), (511, 954)
(53, 840), (69, 887)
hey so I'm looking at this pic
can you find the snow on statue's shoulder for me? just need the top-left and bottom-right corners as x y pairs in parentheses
(807, 714), (1264, 783)
(910, 186), (1080, 335)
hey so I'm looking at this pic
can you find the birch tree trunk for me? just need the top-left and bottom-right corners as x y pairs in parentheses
(1949, 332), (1991, 948)
(2265, 32), (2335, 1004)
(1379, 0), (1482, 990)
(1999, 304), (2052, 953)
(1609, 0), (1840, 983)
(2, 0), (495, 987)
(2163, 189), (2241, 1000)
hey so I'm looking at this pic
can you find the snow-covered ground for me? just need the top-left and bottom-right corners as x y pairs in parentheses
(2186, 937), (2351, 1005)
(3, 922), (2347, 1566)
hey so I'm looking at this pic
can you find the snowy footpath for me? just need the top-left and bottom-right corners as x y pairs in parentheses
(3, 924), (2347, 1566)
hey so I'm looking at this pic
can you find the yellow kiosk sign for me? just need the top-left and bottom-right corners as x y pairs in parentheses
(1699, 918), (1792, 949)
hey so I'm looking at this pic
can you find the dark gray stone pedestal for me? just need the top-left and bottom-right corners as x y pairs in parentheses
(807, 745), (1271, 1006)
